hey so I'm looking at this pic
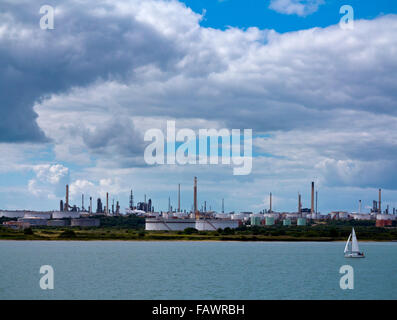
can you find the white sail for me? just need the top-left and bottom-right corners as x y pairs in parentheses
(344, 233), (351, 253)
(351, 228), (360, 252)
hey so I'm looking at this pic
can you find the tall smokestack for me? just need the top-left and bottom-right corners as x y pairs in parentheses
(359, 200), (362, 214)
(269, 192), (272, 213)
(65, 184), (69, 212)
(194, 177), (199, 220)
(298, 193), (302, 215)
(129, 190), (133, 209)
(82, 194), (84, 211)
(379, 188), (382, 214)
(311, 182), (315, 215)
(90, 197), (92, 214)
(222, 198), (224, 213)
(178, 184), (181, 212)
(106, 192), (109, 215)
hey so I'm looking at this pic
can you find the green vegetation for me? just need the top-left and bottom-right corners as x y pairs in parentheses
(59, 229), (76, 238)
(0, 221), (396, 241)
(23, 228), (34, 235)
(99, 215), (145, 229)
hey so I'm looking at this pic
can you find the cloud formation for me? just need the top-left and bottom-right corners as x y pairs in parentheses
(28, 164), (69, 199)
(0, 0), (185, 142)
(1, 0), (397, 211)
(269, 0), (324, 16)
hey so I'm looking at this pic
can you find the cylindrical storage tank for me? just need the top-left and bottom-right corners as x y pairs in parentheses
(352, 214), (372, 220)
(47, 220), (69, 227)
(231, 213), (243, 220)
(24, 212), (52, 219)
(265, 217), (275, 226)
(283, 219), (291, 226)
(195, 219), (239, 231)
(0, 211), (25, 218)
(215, 213), (231, 219)
(251, 216), (261, 226)
(264, 213), (280, 220)
(297, 218), (307, 226)
(52, 211), (81, 219)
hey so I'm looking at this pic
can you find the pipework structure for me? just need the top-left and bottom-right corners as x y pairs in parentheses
(194, 176), (199, 220)
(311, 182), (315, 215)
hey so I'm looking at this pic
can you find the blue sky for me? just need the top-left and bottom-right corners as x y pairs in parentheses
(182, 0), (397, 31)
(1, 0), (397, 213)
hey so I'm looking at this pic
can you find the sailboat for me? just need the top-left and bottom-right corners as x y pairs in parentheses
(344, 227), (365, 258)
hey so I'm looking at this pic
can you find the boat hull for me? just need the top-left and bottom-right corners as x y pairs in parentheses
(344, 253), (365, 258)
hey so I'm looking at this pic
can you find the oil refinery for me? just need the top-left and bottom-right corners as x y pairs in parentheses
(1, 177), (396, 231)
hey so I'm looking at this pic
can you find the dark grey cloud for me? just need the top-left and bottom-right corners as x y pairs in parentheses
(82, 117), (145, 158)
(0, 0), (182, 142)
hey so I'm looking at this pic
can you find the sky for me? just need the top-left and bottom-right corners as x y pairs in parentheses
(1, 0), (397, 213)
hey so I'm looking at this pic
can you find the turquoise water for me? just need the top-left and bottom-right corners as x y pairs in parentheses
(0, 241), (396, 300)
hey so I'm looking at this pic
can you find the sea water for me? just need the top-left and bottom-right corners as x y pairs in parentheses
(0, 241), (395, 300)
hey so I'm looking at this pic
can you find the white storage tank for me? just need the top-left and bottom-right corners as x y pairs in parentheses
(264, 213), (280, 220)
(231, 213), (248, 221)
(52, 211), (81, 219)
(24, 211), (52, 219)
(195, 219), (239, 231)
(0, 210), (26, 218)
(145, 218), (196, 231)
(173, 212), (189, 219)
(352, 214), (373, 221)
(215, 213), (232, 219)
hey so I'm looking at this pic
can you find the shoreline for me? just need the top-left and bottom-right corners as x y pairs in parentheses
(1, 222), (396, 242)
(0, 238), (394, 242)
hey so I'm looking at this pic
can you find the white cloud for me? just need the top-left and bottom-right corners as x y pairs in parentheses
(28, 164), (69, 199)
(2, 0), (397, 212)
(269, 0), (324, 16)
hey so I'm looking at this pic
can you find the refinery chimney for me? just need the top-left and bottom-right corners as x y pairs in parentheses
(178, 184), (181, 213)
(379, 188), (382, 214)
(65, 184), (69, 212)
(194, 177), (199, 220)
(298, 193), (302, 215)
(311, 182), (315, 215)
(106, 192), (109, 215)
(359, 200), (362, 214)
(316, 190), (318, 215)
(90, 197), (92, 214)
(269, 192), (272, 213)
